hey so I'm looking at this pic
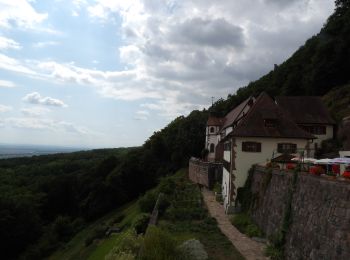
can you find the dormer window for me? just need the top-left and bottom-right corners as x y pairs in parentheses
(264, 119), (277, 127)
(210, 127), (215, 133)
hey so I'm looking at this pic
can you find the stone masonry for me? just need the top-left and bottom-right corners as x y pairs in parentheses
(250, 165), (350, 260)
(188, 157), (222, 189)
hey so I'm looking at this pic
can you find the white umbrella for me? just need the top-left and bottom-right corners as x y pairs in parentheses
(314, 158), (332, 165)
(292, 157), (317, 163)
(330, 158), (350, 164)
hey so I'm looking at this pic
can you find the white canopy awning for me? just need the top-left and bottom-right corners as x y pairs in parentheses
(292, 157), (317, 163)
(314, 158), (332, 165)
(329, 157), (350, 164)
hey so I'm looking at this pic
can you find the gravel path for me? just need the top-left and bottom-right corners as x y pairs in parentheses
(202, 188), (268, 260)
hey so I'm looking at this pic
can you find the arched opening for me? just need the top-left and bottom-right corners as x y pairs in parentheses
(210, 127), (215, 133)
(210, 143), (215, 153)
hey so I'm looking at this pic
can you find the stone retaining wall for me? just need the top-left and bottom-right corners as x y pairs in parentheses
(250, 166), (350, 260)
(188, 157), (222, 189)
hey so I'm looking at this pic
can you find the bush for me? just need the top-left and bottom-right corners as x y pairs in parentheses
(111, 214), (125, 225)
(105, 230), (143, 260)
(158, 178), (176, 195)
(212, 182), (222, 193)
(84, 224), (108, 246)
(265, 244), (283, 260)
(132, 213), (150, 234)
(178, 239), (208, 260)
(52, 215), (74, 242)
(230, 213), (263, 238)
(140, 226), (181, 260)
(245, 224), (263, 238)
(139, 191), (158, 213)
(158, 195), (171, 214)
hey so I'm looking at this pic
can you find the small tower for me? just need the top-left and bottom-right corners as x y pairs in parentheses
(206, 115), (223, 161)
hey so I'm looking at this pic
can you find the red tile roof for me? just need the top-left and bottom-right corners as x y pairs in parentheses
(275, 96), (335, 125)
(221, 97), (253, 130)
(207, 116), (224, 126)
(229, 93), (315, 139)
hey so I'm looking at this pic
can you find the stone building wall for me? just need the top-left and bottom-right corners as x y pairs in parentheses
(188, 157), (222, 189)
(250, 166), (350, 260)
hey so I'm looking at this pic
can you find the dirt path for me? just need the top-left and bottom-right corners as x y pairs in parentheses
(202, 188), (268, 260)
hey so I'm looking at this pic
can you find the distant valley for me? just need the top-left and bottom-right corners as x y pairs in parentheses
(0, 144), (84, 159)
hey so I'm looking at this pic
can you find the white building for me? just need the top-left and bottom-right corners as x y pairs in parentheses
(205, 93), (335, 213)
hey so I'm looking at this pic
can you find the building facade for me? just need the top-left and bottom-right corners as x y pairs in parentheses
(205, 93), (335, 213)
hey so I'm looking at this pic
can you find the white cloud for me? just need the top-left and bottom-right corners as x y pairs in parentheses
(0, 36), (21, 50)
(0, 79), (16, 88)
(23, 92), (68, 107)
(0, 53), (37, 75)
(134, 110), (150, 120)
(80, 0), (334, 117)
(21, 107), (50, 117)
(0, 0), (48, 29)
(33, 41), (60, 48)
(0, 104), (12, 113)
(0, 0), (335, 120)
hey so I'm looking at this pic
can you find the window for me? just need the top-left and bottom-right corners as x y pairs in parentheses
(242, 142), (261, 152)
(224, 142), (231, 151)
(209, 143), (215, 153)
(210, 127), (215, 133)
(277, 143), (297, 154)
(300, 125), (326, 135)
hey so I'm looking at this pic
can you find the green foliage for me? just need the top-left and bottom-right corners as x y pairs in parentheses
(236, 166), (255, 211)
(105, 230), (143, 260)
(213, 182), (222, 193)
(265, 244), (284, 260)
(132, 213), (151, 234)
(85, 224), (108, 246)
(139, 191), (158, 213)
(140, 226), (181, 260)
(230, 213), (263, 238)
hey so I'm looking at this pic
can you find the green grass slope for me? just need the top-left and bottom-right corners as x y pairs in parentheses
(50, 169), (244, 260)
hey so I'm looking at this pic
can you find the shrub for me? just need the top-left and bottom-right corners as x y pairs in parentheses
(157, 195), (171, 215)
(52, 215), (74, 242)
(178, 239), (208, 260)
(140, 226), (181, 260)
(245, 224), (263, 238)
(230, 213), (263, 237)
(158, 178), (176, 195)
(84, 224), (108, 246)
(264, 244), (283, 260)
(132, 213), (150, 234)
(139, 191), (158, 213)
(212, 182), (222, 193)
(111, 214), (125, 224)
(105, 230), (143, 260)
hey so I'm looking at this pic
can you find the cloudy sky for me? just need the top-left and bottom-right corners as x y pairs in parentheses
(0, 0), (334, 148)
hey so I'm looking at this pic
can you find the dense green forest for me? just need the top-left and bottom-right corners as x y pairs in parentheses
(1, 1), (350, 259)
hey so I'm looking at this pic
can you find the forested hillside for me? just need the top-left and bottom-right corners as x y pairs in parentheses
(1, 1), (350, 259)
(0, 110), (208, 259)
